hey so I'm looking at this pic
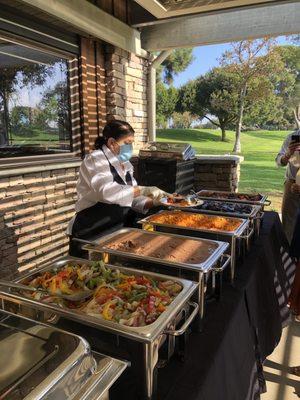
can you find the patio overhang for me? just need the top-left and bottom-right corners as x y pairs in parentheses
(139, 1), (300, 51)
(133, 0), (290, 19)
(16, 0), (148, 57)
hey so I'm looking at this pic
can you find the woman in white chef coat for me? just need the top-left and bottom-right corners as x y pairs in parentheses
(69, 120), (167, 256)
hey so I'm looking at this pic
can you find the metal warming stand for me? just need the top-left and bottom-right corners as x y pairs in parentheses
(139, 142), (196, 161)
(79, 228), (230, 331)
(0, 257), (198, 400)
(138, 210), (253, 282)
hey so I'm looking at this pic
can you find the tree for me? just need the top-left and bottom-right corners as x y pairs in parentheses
(156, 82), (178, 127)
(10, 106), (38, 136)
(220, 39), (285, 152)
(157, 48), (194, 85)
(274, 45), (300, 129)
(172, 112), (195, 129)
(177, 69), (238, 141)
(156, 49), (194, 129)
(0, 64), (52, 145)
(176, 80), (198, 115)
(40, 80), (70, 140)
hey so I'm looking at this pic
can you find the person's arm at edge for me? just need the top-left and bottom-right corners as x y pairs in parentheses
(276, 135), (291, 167)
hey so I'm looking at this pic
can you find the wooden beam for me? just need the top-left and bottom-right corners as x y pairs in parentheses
(141, 2), (300, 50)
(18, 0), (147, 57)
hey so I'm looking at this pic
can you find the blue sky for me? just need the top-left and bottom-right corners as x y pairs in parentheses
(172, 36), (291, 88)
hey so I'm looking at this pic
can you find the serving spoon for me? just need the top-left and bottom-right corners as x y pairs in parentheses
(0, 280), (93, 302)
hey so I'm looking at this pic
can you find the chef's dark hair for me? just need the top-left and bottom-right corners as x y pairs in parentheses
(95, 120), (135, 149)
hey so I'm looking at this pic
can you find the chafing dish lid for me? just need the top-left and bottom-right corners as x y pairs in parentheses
(0, 311), (126, 400)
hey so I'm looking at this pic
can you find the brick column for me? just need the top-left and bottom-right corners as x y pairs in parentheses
(69, 58), (82, 157)
(79, 38), (107, 154)
(105, 45), (149, 148)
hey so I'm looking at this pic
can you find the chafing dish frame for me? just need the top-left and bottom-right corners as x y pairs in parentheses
(139, 141), (195, 161)
(79, 228), (230, 331)
(138, 210), (252, 282)
(196, 190), (271, 209)
(0, 256), (198, 400)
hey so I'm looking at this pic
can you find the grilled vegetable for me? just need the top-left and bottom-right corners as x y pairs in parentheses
(22, 261), (182, 327)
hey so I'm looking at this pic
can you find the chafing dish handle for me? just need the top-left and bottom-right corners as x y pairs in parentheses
(72, 238), (94, 245)
(264, 199), (271, 206)
(211, 254), (231, 273)
(72, 238), (101, 253)
(164, 301), (199, 337)
(238, 226), (255, 241)
(253, 211), (264, 221)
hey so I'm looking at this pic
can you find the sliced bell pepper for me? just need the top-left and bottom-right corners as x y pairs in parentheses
(102, 300), (114, 320)
(59, 281), (73, 294)
(157, 303), (166, 313)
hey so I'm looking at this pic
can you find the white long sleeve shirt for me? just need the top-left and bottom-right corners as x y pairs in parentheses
(275, 130), (300, 180)
(67, 146), (148, 235)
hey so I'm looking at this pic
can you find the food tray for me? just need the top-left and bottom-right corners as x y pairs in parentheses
(138, 210), (249, 237)
(0, 257), (198, 343)
(196, 190), (270, 207)
(81, 228), (229, 274)
(183, 201), (262, 219)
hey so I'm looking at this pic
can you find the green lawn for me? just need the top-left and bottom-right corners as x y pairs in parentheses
(11, 129), (64, 145)
(157, 128), (289, 211)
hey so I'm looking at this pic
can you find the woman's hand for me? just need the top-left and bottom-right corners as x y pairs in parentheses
(291, 183), (300, 194)
(133, 186), (141, 198)
(139, 186), (168, 200)
(144, 198), (162, 210)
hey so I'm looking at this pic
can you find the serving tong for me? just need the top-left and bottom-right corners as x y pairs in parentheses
(172, 192), (198, 205)
(0, 279), (93, 302)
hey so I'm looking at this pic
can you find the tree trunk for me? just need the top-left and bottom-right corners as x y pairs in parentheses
(2, 91), (10, 145)
(294, 105), (300, 130)
(221, 126), (226, 141)
(233, 85), (247, 153)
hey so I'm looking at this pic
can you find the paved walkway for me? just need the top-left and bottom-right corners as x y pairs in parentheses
(262, 317), (300, 400)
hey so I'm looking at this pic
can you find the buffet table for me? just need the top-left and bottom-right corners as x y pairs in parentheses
(154, 211), (294, 400)
(0, 211), (294, 400)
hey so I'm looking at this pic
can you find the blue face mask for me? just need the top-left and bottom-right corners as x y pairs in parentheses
(117, 143), (133, 162)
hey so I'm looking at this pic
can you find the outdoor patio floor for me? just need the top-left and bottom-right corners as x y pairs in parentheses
(262, 317), (300, 400)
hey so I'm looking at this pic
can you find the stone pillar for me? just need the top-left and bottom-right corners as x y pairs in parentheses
(194, 155), (244, 192)
(105, 45), (149, 148)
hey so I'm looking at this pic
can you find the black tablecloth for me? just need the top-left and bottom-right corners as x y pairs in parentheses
(157, 211), (295, 400)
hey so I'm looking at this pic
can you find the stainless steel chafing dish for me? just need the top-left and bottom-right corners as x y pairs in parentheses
(0, 309), (127, 400)
(196, 190), (271, 210)
(78, 228), (230, 331)
(139, 142), (196, 160)
(138, 211), (252, 282)
(179, 201), (263, 236)
(0, 256), (198, 400)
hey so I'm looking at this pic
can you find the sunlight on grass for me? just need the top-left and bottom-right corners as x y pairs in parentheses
(157, 128), (289, 212)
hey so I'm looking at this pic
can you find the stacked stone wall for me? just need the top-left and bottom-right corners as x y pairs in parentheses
(0, 165), (79, 277)
(194, 160), (240, 192)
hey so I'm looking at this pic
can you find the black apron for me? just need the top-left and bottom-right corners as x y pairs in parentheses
(69, 152), (137, 257)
